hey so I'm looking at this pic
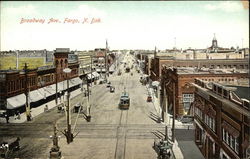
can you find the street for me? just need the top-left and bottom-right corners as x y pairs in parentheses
(0, 53), (164, 159)
(0, 52), (201, 159)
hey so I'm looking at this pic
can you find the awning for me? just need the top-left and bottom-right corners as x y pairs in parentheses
(57, 81), (66, 91)
(7, 93), (26, 109)
(37, 87), (47, 99)
(69, 77), (82, 87)
(29, 90), (44, 103)
(43, 84), (56, 96)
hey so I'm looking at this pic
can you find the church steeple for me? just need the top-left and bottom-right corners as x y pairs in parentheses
(212, 33), (218, 48)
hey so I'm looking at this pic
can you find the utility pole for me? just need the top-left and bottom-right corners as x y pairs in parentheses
(86, 74), (91, 122)
(105, 39), (108, 80)
(55, 72), (58, 105)
(24, 63), (32, 121)
(162, 79), (166, 123)
(63, 68), (73, 144)
(165, 125), (168, 141)
(172, 81), (175, 142)
(90, 55), (93, 86)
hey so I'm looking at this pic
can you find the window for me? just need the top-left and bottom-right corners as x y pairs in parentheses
(195, 107), (203, 119)
(183, 94), (194, 113)
(226, 132), (230, 145)
(222, 127), (239, 154)
(204, 114), (215, 131)
(223, 128), (226, 141)
(230, 136), (235, 149)
(218, 87), (222, 94)
(235, 138), (239, 154)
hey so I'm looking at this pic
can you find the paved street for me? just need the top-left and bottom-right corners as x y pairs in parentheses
(0, 53), (162, 159)
(0, 53), (202, 159)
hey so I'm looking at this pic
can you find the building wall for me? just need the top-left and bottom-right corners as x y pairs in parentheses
(0, 51), (79, 109)
(54, 52), (69, 82)
(193, 79), (249, 159)
(162, 67), (249, 116)
(150, 58), (249, 82)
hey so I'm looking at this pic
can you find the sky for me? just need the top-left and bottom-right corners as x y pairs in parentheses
(0, 1), (249, 51)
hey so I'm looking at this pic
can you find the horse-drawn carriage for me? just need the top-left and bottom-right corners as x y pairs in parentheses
(0, 137), (20, 158)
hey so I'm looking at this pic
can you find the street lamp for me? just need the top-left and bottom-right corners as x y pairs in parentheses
(63, 68), (73, 144)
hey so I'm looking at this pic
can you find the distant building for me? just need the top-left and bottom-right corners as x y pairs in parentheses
(0, 49), (54, 70)
(192, 79), (249, 159)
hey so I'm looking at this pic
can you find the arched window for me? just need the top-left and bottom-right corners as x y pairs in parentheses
(56, 60), (59, 66)
(61, 59), (63, 67)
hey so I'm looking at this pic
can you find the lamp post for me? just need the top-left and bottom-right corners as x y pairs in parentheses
(63, 68), (73, 144)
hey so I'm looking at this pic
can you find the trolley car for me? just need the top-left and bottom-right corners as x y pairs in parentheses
(119, 92), (130, 109)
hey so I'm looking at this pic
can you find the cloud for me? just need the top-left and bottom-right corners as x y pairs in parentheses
(204, 1), (243, 12)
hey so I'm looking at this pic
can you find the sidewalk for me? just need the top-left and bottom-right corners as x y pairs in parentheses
(145, 83), (204, 159)
(0, 82), (99, 124)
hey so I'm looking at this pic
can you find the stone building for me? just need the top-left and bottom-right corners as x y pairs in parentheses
(192, 79), (249, 159)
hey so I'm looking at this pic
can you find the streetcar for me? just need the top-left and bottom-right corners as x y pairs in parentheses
(119, 92), (130, 109)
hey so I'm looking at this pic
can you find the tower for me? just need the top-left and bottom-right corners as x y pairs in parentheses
(212, 33), (218, 49)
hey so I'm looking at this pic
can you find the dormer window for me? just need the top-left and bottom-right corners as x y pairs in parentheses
(223, 90), (228, 98)
(213, 84), (217, 92)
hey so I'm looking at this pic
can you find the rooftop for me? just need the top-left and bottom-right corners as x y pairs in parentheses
(173, 67), (248, 75)
(55, 48), (70, 53)
(226, 85), (250, 100)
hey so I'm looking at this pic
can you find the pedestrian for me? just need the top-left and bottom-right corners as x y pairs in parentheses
(5, 114), (9, 123)
(17, 111), (21, 120)
(44, 105), (48, 112)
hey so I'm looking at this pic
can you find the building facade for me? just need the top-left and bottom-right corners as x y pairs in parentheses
(161, 67), (249, 116)
(192, 79), (249, 159)
(0, 48), (80, 114)
(151, 58), (249, 82)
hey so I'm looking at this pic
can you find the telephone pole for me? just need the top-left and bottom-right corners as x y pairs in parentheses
(172, 81), (176, 142)
(63, 68), (73, 144)
(55, 72), (58, 105)
(24, 63), (32, 121)
(105, 39), (108, 79)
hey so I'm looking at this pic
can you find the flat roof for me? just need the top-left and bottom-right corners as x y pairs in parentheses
(175, 68), (248, 74)
(227, 85), (250, 100)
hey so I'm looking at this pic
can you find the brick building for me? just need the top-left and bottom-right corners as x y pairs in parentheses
(161, 67), (249, 116)
(151, 58), (249, 81)
(0, 48), (80, 115)
(192, 79), (249, 159)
